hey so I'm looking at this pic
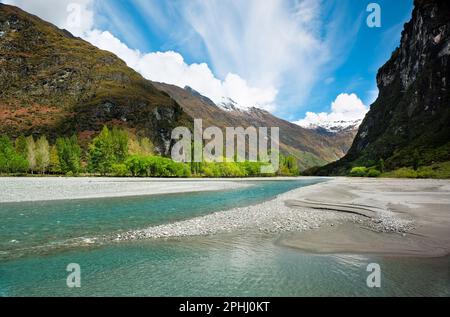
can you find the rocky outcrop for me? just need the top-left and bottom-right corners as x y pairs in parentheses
(318, 0), (450, 174)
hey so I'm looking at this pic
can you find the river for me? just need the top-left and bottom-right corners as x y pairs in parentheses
(0, 179), (448, 296)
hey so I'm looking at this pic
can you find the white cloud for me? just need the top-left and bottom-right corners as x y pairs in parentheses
(295, 93), (369, 128)
(97, 0), (355, 115)
(180, 0), (330, 112)
(1, 0), (277, 111)
(2, 0), (360, 115)
(84, 30), (278, 111)
(1, 0), (93, 37)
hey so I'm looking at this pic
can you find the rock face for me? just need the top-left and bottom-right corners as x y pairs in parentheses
(319, 0), (450, 174)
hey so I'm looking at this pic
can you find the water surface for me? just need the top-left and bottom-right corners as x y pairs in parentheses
(0, 179), (448, 296)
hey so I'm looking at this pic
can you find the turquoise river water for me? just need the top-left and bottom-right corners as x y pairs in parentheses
(0, 179), (448, 296)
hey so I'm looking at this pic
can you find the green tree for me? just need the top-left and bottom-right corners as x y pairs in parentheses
(0, 136), (10, 173)
(15, 135), (27, 159)
(125, 155), (147, 177)
(35, 136), (50, 174)
(367, 168), (381, 178)
(111, 127), (129, 162)
(128, 136), (141, 156)
(56, 136), (81, 175)
(139, 137), (154, 156)
(26, 136), (36, 174)
(242, 161), (262, 176)
(190, 161), (203, 176)
(0, 135), (28, 173)
(128, 133), (154, 156)
(89, 126), (116, 175)
(278, 154), (299, 176)
(49, 145), (61, 174)
(285, 155), (300, 176)
(378, 158), (385, 173)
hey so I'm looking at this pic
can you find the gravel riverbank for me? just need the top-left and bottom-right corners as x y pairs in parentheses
(0, 177), (250, 202)
(115, 178), (450, 258)
(116, 179), (415, 241)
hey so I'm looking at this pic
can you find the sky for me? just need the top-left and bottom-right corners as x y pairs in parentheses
(1, 0), (414, 127)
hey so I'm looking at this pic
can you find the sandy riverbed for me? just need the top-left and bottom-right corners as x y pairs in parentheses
(279, 178), (450, 257)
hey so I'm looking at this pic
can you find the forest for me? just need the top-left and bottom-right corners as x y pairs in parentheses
(0, 126), (300, 177)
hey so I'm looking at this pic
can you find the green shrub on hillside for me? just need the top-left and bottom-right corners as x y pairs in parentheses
(386, 162), (450, 179)
(367, 168), (381, 178)
(125, 155), (191, 177)
(111, 163), (129, 177)
(349, 167), (368, 177)
(382, 167), (418, 179)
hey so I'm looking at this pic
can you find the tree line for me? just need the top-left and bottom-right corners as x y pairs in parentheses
(0, 126), (300, 177)
(0, 134), (82, 175)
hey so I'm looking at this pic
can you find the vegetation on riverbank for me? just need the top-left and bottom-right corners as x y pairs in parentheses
(347, 161), (450, 179)
(0, 127), (300, 178)
(303, 157), (450, 179)
(4, 126), (448, 179)
(380, 162), (450, 179)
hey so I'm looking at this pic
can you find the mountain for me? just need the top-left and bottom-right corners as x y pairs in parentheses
(300, 119), (362, 134)
(316, 0), (450, 175)
(153, 83), (356, 170)
(0, 4), (355, 170)
(0, 4), (191, 154)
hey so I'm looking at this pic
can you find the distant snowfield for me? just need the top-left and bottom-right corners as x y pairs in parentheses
(299, 119), (363, 133)
(0, 177), (254, 203)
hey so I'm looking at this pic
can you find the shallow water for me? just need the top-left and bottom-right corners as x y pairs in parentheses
(0, 179), (448, 296)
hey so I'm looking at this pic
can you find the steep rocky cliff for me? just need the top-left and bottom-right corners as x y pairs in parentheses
(318, 0), (450, 175)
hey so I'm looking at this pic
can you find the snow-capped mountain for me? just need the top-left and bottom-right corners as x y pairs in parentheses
(301, 119), (362, 134)
(151, 82), (360, 169)
(184, 88), (247, 112)
(218, 97), (241, 112)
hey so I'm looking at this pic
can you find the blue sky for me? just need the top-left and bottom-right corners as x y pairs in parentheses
(2, 0), (414, 125)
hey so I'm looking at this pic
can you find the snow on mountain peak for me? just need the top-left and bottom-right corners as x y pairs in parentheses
(300, 119), (362, 133)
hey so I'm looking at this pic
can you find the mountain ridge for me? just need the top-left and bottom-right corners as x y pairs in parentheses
(315, 0), (450, 175)
(153, 82), (358, 170)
